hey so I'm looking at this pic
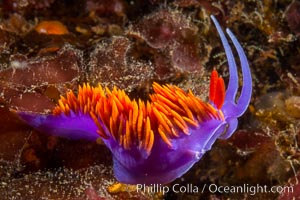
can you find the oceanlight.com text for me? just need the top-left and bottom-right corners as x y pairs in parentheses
(206, 183), (293, 196)
(136, 183), (293, 196)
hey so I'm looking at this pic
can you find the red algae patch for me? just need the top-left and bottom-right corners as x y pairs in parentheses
(128, 9), (203, 75)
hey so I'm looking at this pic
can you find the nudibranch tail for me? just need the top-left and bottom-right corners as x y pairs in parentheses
(16, 111), (100, 141)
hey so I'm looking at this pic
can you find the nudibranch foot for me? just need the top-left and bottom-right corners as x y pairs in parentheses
(15, 15), (252, 185)
(112, 119), (227, 184)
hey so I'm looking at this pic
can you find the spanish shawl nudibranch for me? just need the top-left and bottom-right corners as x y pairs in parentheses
(16, 16), (252, 185)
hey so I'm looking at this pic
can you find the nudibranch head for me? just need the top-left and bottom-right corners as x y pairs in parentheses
(16, 16), (252, 184)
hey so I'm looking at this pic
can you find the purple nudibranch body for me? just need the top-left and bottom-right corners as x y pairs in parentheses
(16, 16), (252, 185)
